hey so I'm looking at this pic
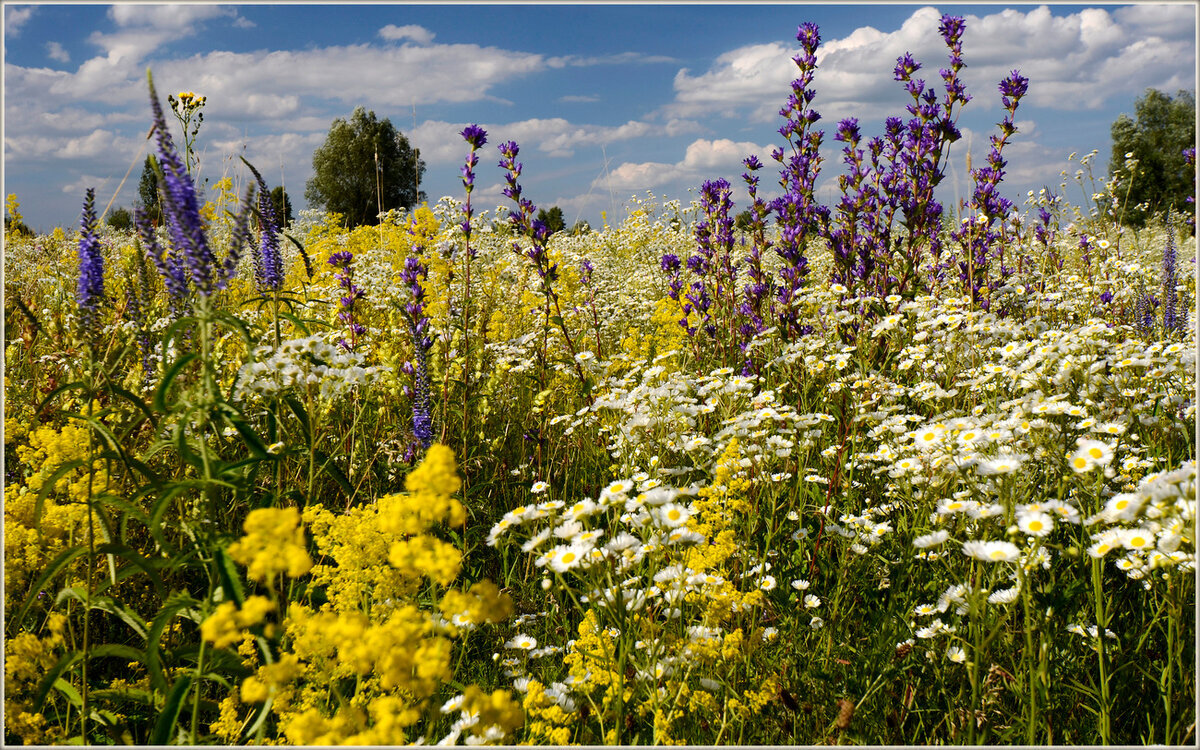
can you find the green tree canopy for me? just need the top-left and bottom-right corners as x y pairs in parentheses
(1108, 88), (1196, 227)
(106, 206), (133, 232)
(270, 185), (294, 228)
(137, 155), (162, 225)
(305, 107), (426, 228)
(536, 205), (566, 235)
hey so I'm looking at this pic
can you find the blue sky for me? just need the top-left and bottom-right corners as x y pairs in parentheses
(3, 2), (1196, 233)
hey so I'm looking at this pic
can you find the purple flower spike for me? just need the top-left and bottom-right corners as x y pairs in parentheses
(76, 188), (106, 332)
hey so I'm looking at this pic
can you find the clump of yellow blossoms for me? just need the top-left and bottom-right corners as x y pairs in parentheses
(228, 507), (313, 583)
(200, 596), (275, 649)
(4, 613), (69, 744)
(212, 445), (519, 744)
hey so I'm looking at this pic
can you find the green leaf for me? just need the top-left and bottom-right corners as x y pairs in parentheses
(313, 447), (354, 499)
(226, 415), (271, 460)
(214, 546), (246, 608)
(53, 677), (83, 707)
(35, 380), (90, 416)
(150, 673), (194, 746)
(154, 352), (198, 413)
(145, 592), (201, 695)
(6, 545), (88, 636)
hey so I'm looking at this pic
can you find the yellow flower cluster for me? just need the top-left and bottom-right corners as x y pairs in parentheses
(200, 595), (275, 649)
(4, 613), (68, 744)
(228, 507), (313, 583)
(223, 445), (520, 744)
(438, 580), (513, 627)
(522, 679), (576, 745)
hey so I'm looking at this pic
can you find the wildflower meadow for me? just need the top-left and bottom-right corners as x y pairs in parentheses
(3, 14), (1196, 746)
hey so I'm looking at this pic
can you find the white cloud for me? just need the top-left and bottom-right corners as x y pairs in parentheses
(410, 117), (659, 165)
(560, 94), (600, 103)
(46, 41), (70, 63)
(5, 5), (34, 35)
(380, 24), (435, 44)
(602, 137), (772, 191)
(108, 4), (236, 31)
(661, 4), (1197, 123)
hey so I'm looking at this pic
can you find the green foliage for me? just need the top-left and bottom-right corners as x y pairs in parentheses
(570, 219), (592, 235)
(535, 205), (565, 235)
(269, 185), (293, 227)
(106, 206), (133, 232)
(304, 106), (427, 229)
(1108, 88), (1196, 227)
(137, 156), (162, 225)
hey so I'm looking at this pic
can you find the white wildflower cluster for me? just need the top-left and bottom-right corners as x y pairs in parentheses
(233, 334), (390, 402)
(1084, 460), (1196, 582)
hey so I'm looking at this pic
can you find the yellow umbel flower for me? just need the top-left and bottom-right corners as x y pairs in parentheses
(228, 507), (312, 582)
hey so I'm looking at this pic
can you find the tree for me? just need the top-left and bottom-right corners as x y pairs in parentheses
(1108, 88), (1196, 227)
(106, 206), (133, 232)
(137, 155), (162, 224)
(305, 107), (426, 228)
(536, 205), (565, 235)
(270, 186), (294, 228)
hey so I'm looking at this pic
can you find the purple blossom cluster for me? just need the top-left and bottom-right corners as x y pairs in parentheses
(498, 140), (556, 284)
(242, 159), (283, 293)
(1184, 147), (1196, 231)
(327, 250), (365, 351)
(771, 22), (827, 340)
(659, 14), (1027, 355)
(951, 69), (1030, 307)
(460, 124), (488, 255)
(1161, 213), (1181, 336)
(76, 188), (105, 332)
(400, 224), (434, 447)
(140, 75), (250, 299)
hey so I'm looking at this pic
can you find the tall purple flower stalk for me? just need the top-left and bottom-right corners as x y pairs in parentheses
(400, 234), (434, 447)
(951, 69), (1028, 307)
(688, 178), (735, 341)
(327, 251), (365, 351)
(1184, 147), (1196, 232)
(460, 124), (488, 256)
(147, 74), (248, 297)
(458, 124), (487, 404)
(738, 156), (773, 372)
(771, 22), (827, 340)
(242, 160), (283, 293)
(76, 188), (105, 332)
(1161, 213), (1181, 336)
(136, 203), (189, 319)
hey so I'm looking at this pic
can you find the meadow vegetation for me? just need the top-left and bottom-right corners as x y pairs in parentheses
(3, 14), (1195, 745)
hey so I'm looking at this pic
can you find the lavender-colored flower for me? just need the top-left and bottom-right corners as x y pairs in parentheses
(147, 74), (248, 297)
(400, 231), (434, 447)
(76, 188), (105, 332)
(242, 159), (283, 292)
(327, 251), (365, 350)
(136, 204), (189, 319)
(461, 124), (488, 150)
(1161, 213), (1181, 335)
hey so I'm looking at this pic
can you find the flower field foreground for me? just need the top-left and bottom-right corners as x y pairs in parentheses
(4, 15), (1197, 746)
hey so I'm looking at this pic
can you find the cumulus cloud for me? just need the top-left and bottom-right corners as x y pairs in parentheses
(662, 4), (1196, 123)
(5, 5), (34, 35)
(601, 137), (772, 191)
(410, 117), (660, 164)
(46, 41), (70, 63)
(379, 24), (435, 44)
